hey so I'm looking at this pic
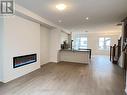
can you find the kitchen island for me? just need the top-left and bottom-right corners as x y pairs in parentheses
(58, 49), (91, 64)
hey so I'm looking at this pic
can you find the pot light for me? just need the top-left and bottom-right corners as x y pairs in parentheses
(56, 4), (66, 11)
(86, 17), (89, 20)
(58, 20), (62, 23)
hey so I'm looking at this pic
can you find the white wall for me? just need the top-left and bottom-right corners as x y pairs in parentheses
(72, 32), (121, 55)
(49, 29), (61, 62)
(40, 27), (70, 64)
(2, 16), (40, 83)
(0, 18), (4, 81)
(60, 32), (69, 44)
(40, 26), (50, 65)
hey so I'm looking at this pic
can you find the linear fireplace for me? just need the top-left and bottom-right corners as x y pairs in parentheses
(13, 54), (37, 68)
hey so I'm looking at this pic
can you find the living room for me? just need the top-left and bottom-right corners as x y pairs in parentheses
(0, 0), (127, 95)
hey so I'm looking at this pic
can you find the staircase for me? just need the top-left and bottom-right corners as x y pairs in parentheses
(110, 38), (121, 64)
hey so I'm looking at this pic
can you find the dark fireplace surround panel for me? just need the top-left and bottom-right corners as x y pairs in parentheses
(13, 54), (37, 68)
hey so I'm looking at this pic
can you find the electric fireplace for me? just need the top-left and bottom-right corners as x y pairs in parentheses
(13, 54), (37, 68)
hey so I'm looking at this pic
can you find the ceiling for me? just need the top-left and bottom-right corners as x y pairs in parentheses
(16, 0), (127, 31)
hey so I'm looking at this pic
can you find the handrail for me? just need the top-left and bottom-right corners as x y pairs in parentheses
(110, 43), (121, 64)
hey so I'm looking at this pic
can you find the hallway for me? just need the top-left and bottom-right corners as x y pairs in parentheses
(0, 56), (125, 95)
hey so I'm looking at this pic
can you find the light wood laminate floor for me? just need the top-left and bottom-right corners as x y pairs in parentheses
(0, 55), (125, 95)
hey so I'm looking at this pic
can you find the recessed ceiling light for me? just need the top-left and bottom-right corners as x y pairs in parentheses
(86, 17), (89, 20)
(56, 4), (66, 11)
(58, 20), (62, 23)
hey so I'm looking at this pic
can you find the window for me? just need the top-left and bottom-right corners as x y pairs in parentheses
(99, 37), (111, 50)
(79, 37), (87, 49)
(74, 35), (88, 50)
